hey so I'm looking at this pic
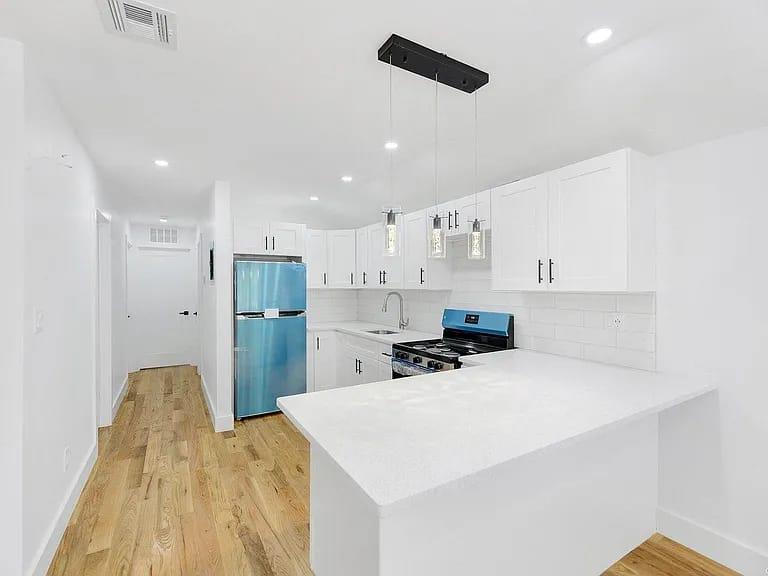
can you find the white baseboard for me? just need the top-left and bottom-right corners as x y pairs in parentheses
(28, 442), (97, 576)
(200, 374), (234, 433)
(111, 374), (129, 420)
(657, 507), (768, 575)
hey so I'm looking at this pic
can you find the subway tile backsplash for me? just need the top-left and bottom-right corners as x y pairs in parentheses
(356, 237), (657, 371)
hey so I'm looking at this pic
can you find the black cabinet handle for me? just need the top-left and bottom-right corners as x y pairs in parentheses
(265, 236), (268, 251)
(179, 310), (190, 316)
(454, 210), (459, 229)
(382, 270), (387, 285)
(358, 359), (363, 375)
(379, 270), (382, 285)
(549, 259), (554, 283)
(538, 259), (543, 284)
(355, 359), (360, 374)
(420, 267), (425, 285)
(193, 312), (198, 316)
(363, 271), (367, 285)
(448, 211), (452, 230)
(316, 337), (320, 350)
(272, 236), (275, 251)
(323, 272), (327, 285)
(351, 272), (354, 285)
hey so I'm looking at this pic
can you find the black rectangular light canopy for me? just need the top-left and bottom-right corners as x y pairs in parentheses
(378, 34), (489, 94)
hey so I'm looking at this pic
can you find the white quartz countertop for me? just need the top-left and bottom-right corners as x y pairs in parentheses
(306, 321), (439, 345)
(278, 349), (715, 514)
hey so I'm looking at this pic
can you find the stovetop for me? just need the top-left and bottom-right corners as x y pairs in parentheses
(396, 339), (499, 359)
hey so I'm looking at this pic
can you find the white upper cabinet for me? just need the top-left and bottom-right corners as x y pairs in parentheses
(403, 209), (452, 290)
(327, 229), (356, 288)
(491, 149), (655, 292)
(453, 189), (492, 236)
(270, 222), (306, 257)
(306, 230), (328, 288)
(355, 227), (370, 288)
(492, 175), (548, 291)
(234, 220), (306, 257)
(306, 229), (356, 289)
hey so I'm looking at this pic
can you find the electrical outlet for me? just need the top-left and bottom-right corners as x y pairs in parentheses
(609, 314), (623, 329)
(63, 446), (71, 472)
(32, 307), (44, 334)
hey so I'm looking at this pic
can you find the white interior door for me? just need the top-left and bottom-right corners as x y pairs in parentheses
(127, 246), (198, 370)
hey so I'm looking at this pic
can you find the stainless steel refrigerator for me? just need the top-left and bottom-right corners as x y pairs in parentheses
(234, 258), (307, 419)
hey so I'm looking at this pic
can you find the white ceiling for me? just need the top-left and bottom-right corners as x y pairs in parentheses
(3, 0), (768, 227)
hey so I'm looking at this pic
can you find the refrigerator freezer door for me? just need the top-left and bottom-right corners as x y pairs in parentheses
(234, 261), (307, 313)
(234, 315), (307, 418)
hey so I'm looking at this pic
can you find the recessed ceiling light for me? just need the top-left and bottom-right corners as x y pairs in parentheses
(309, 196), (319, 201)
(585, 27), (613, 46)
(384, 141), (398, 151)
(159, 216), (168, 223)
(154, 159), (169, 167)
(341, 175), (353, 183)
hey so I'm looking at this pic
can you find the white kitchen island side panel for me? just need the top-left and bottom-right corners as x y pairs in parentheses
(309, 415), (658, 576)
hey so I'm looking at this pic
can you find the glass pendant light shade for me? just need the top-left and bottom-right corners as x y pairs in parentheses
(467, 218), (487, 260)
(382, 207), (401, 256)
(428, 212), (447, 259)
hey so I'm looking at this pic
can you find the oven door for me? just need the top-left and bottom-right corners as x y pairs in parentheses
(392, 359), (433, 379)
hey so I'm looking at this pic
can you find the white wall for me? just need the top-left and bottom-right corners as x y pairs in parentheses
(655, 127), (768, 573)
(0, 37), (25, 576)
(199, 181), (234, 432)
(358, 237), (657, 370)
(21, 58), (101, 575)
(109, 214), (129, 414)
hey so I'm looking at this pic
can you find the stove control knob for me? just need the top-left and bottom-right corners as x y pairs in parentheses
(395, 351), (407, 360)
(427, 360), (436, 369)
(412, 356), (423, 364)
(434, 362), (444, 370)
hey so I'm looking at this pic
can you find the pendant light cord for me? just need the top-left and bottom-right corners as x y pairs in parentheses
(474, 90), (479, 220)
(388, 54), (394, 207)
(434, 71), (439, 209)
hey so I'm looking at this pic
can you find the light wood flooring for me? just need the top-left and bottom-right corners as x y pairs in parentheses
(48, 365), (739, 576)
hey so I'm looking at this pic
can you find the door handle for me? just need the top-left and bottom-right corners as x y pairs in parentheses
(538, 259), (543, 284)
(420, 267), (425, 285)
(193, 312), (198, 316)
(179, 310), (190, 316)
(549, 259), (554, 283)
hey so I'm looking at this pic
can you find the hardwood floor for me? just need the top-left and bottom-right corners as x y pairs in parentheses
(48, 366), (738, 576)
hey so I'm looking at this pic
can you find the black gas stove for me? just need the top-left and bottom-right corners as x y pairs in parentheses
(391, 309), (514, 378)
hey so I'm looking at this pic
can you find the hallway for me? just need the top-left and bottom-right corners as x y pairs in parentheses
(48, 366), (738, 576)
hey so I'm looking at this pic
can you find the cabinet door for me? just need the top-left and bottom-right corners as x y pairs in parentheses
(306, 230), (328, 288)
(234, 220), (269, 255)
(404, 210), (428, 289)
(374, 216), (403, 288)
(357, 357), (378, 385)
(337, 346), (360, 388)
(355, 227), (369, 288)
(374, 359), (392, 383)
(312, 331), (338, 391)
(270, 222), (306, 257)
(548, 150), (628, 291)
(367, 224), (384, 287)
(454, 189), (492, 235)
(327, 229), (356, 288)
(491, 176), (548, 291)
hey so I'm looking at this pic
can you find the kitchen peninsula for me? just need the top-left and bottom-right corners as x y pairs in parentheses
(279, 350), (715, 576)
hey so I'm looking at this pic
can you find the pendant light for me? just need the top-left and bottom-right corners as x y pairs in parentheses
(382, 54), (402, 257)
(428, 72), (447, 259)
(467, 90), (486, 260)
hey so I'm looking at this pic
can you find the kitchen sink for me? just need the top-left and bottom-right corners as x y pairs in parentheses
(365, 329), (399, 335)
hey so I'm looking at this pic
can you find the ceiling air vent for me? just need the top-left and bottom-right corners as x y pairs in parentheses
(149, 227), (179, 244)
(98, 0), (178, 50)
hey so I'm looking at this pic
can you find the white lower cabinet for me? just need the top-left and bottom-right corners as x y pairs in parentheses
(308, 330), (392, 391)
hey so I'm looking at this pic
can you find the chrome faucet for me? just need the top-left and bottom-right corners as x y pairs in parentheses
(382, 291), (409, 330)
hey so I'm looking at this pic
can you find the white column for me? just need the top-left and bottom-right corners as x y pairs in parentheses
(213, 181), (234, 431)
